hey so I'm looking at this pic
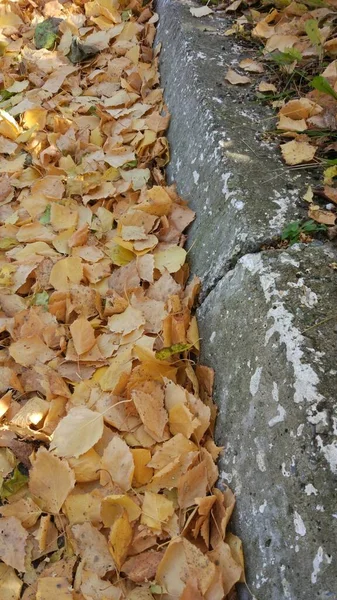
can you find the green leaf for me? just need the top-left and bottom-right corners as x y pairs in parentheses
(150, 585), (164, 594)
(0, 237), (17, 250)
(67, 38), (99, 64)
(302, 220), (327, 233)
(272, 48), (302, 65)
(303, 0), (327, 7)
(155, 343), (192, 360)
(39, 204), (51, 224)
(34, 17), (63, 50)
(0, 466), (28, 500)
(122, 10), (132, 21)
(0, 90), (16, 101)
(33, 290), (49, 308)
(305, 19), (322, 58)
(311, 75), (337, 100)
(122, 159), (138, 169)
(281, 221), (301, 242)
(305, 19), (321, 47)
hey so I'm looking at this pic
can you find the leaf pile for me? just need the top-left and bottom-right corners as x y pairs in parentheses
(218, 0), (337, 228)
(0, 1), (244, 599)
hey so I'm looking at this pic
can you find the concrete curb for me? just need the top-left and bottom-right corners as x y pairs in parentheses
(156, 1), (337, 598)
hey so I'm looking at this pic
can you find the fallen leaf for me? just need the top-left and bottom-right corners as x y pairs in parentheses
(190, 7), (214, 18)
(308, 206), (336, 225)
(109, 510), (133, 569)
(29, 447), (75, 513)
(225, 68), (251, 85)
(50, 407), (104, 458)
(239, 58), (264, 73)
(0, 563), (23, 600)
(0, 516), (28, 572)
(280, 140), (317, 165)
(100, 435), (134, 490)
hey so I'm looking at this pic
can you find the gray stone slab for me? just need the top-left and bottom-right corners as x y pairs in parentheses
(197, 244), (337, 600)
(156, 0), (312, 298)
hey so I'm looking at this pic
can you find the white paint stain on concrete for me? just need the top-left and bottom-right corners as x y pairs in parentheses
(304, 484), (318, 496)
(268, 404), (286, 427)
(250, 366), (262, 397)
(254, 438), (267, 472)
(311, 546), (332, 584)
(294, 511), (306, 537)
(318, 439), (337, 474)
(240, 252), (324, 408)
(259, 500), (267, 514)
(192, 170), (199, 184)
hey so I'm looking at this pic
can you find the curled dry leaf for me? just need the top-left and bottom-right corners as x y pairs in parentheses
(239, 58), (264, 73)
(258, 81), (277, 92)
(225, 68), (251, 85)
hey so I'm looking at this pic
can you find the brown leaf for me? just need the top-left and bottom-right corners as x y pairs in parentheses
(225, 68), (251, 85)
(0, 517), (28, 572)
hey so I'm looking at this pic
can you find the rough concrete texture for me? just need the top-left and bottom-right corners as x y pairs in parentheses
(198, 244), (337, 600)
(156, 1), (337, 599)
(156, 0), (311, 299)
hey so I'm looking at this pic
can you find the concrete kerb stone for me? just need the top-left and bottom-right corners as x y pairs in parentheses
(156, 1), (337, 599)
(197, 244), (337, 600)
(156, 0), (313, 300)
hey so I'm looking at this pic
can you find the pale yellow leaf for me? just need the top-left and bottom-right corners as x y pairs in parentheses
(50, 407), (104, 458)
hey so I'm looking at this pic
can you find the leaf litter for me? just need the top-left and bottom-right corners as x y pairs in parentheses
(0, 0), (244, 599)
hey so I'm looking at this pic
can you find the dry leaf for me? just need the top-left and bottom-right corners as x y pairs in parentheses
(0, 563), (23, 600)
(0, 517), (28, 572)
(280, 140), (317, 165)
(239, 58), (264, 73)
(190, 7), (214, 17)
(109, 510), (133, 569)
(50, 407), (104, 458)
(225, 69), (251, 85)
(100, 435), (134, 490)
(29, 447), (75, 513)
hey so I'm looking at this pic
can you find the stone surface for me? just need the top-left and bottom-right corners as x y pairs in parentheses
(156, 0), (311, 298)
(197, 244), (337, 600)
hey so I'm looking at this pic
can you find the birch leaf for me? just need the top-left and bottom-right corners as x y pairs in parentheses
(50, 407), (104, 458)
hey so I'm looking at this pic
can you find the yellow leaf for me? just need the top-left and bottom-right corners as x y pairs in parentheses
(70, 317), (96, 355)
(109, 511), (132, 570)
(49, 256), (83, 290)
(29, 447), (75, 514)
(50, 407), (104, 458)
(0, 109), (21, 141)
(131, 448), (153, 486)
(280, 140), (316, 165)
(68, 448), (101, 482)
(141, 491), (174, 531)
(101, 494), (141, 527)
(0, 563), (22, 600)
(154, 246), (187, 273)
(0, 265), (16, 287)
(36, 577), (73, 600)
(63, 492), (101, 525)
